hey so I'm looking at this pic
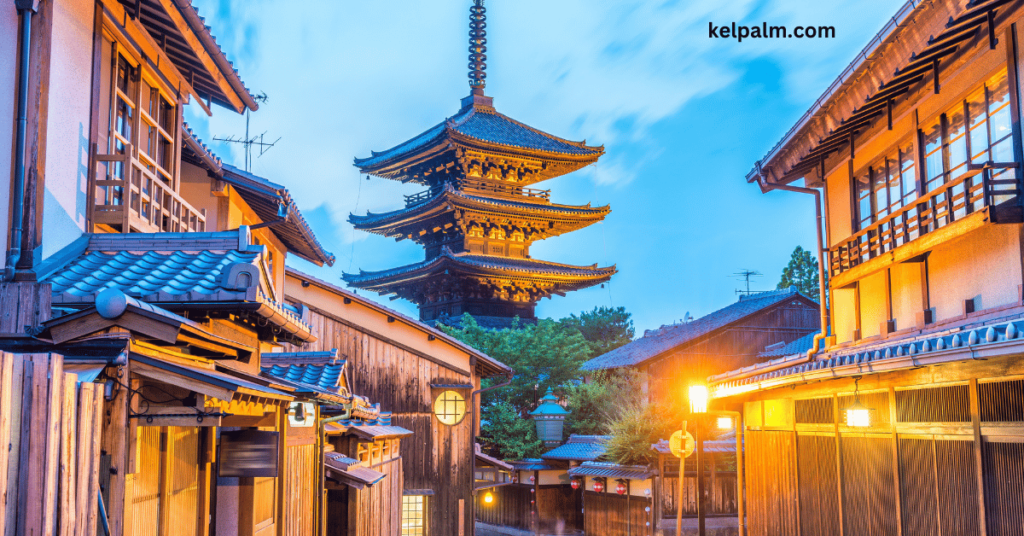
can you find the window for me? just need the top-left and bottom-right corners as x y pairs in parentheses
(402, 495), (426, 536)
(433, 390), (467, 426)
(920, 69), (1017, 223)
(854, 141), (916, 230)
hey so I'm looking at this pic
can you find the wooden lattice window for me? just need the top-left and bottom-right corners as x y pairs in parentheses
(838, 391), (890, 428)
(979, 378), (1024, 422)
(433, 390), (467, 426)
(895, 384), (971, 423)
(795, 397), (834, 424)
(402, 495), (426, 536)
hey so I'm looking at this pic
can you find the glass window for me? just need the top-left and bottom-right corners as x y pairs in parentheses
(402, 495), (426, 536)
(433, 390), (467, 426)
(854, 141), (916, 230)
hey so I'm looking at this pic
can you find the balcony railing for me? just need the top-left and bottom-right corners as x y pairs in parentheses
(405, 178), (551, 207)
(91, 149), (206, 234)
(829, 164), (1019, 278)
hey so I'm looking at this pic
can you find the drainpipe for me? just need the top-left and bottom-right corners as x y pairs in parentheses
(5, 1), (36, 281)
(717, 163), (829, 383)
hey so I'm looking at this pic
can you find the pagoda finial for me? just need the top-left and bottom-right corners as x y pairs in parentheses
(468, 0), (487, 95)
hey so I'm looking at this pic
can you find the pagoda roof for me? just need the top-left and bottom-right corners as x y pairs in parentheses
(354, 95), (603, 182)
(349, 183), (610, 235)
(342, 247), (615, 291)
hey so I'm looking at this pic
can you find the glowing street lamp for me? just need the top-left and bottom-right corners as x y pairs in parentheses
(689, 384), (709, 414)
(846, 378), (873, 428)
(716, 416), (734, 430)
(483, 491), (494, 504)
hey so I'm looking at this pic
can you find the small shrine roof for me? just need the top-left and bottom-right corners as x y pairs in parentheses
(541, 435), (609, 462)
(580, 287), (815, 371)
(354, 98), (602, 171)
(349, 183), (610, 230)
(567, 462), (656, 481)
(343, 248), (616, 287)
(262, 363), (347, 395)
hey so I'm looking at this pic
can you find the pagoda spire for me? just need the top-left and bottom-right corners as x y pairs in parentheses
(468, 0), (487, 95)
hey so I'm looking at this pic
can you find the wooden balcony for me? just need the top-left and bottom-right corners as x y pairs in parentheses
(829, 164), (1020, 288)
(405, 178), (551, 207)
(91, 150), (206, 234)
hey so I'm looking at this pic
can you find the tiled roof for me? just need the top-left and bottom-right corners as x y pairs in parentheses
(651, 431), (738, 455)
(712, 313), (1024, 397)
(343, 247), (616, 286)
(262, 363), (346, 395)
(221, 164), (335, 267)
(758, 331), (818, 359)
(349, 183), (609, 229)
(567, 462), (656, 480)
(580, 287), (813, 371)
(36, 230), (314, 342)
(541, 435), (609, 461)
(510, 459), (563, 471)
(354, 99), (602, 169)
(324, 452), (387, 486)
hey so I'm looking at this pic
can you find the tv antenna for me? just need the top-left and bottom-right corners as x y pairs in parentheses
(733, 269), (764, 296)
(214, 92), (280, 172)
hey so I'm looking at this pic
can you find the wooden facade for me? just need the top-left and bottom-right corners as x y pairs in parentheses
(717, 1), (1024, 535)
(283, 269), (511, 536)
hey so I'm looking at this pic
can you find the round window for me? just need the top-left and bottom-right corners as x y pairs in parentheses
(433, 390), (467, 426)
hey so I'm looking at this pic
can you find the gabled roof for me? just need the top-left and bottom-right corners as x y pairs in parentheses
(567, 461), (656, 480)
(343, 247), (616, 288)
(286, 267), (512, 378)
(36, 228), (314, 343)
(221, 164), (336, 266)
(510, 459), (563, 471)
(324, 452), (387, 488)
(262, 363), (347, 396)
(580, 287), (815, 371)
(541, 435), (609, 462)
(354, 96), (603, 183)
(349, 183), (610, 236)
(758, 331), (818, 359)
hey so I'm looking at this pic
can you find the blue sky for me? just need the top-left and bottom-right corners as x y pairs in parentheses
(186, 0), (903, 334)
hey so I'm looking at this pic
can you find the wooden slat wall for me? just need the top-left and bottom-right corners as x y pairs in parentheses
(797, 434), (839, 536)
(474, 485), (531, 530)
(352, 455), (403, 536)
(745, 431), (799, 536)
(983, 442), (1024, 535)
(283, 307), (475, 536)
(580, 491), (653, 536)
(0, 352), (102, 536)
(659, 472), (737, 516)
(841, 436), (898, 536)
(281, 443), (317, 536)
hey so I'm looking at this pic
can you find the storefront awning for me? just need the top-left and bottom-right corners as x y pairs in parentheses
(131, 354), (292, 402)
(324, 453), (386, 489)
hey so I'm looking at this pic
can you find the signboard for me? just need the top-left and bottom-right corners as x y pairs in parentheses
(669, 430), (695, 458)
(218, 430), (279, 478)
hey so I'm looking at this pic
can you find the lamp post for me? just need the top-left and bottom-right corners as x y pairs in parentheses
(688, 385), (709, 536)
(687, 384), (746, 536)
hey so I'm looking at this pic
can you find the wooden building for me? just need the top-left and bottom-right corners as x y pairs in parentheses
(711, 0), (1024, 534)
(567, 463), (656, 536)
(345, 0), (615, 327)
(281, 268), (512, 536)
(581, 287), (820, 402)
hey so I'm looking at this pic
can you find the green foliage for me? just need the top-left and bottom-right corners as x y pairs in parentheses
(604, 402), (676, 466)
(563, 369), (647, 436)
(778, 245), (820, 299)
(479, 399), (545, 460)
(561, 306), (635, 357)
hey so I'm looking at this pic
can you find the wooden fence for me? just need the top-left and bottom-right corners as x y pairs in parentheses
(582, 491), (654, 536)
(475, 484), (582, 533)
(0, 352), (105, 536)
(660, 471), (738, 517)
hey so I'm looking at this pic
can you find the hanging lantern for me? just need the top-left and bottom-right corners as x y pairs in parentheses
(571, 478), (580, 490)
(483, 492), (494, 504)
(529, 475), (535, 483)
(593, 479), (605, 493)
(845, 378), (873, 428)
(615, 480), (627, 495)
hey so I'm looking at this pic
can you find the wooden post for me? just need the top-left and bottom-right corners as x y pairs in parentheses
(676, 420), (687, 536)
(969, 378), (988, 536)
(834, 393), (845, 536)
(0, 352), (13, 536)
(59, 371), (79, 536)
(276, 407), (288, 536)
(889, 387), (903, 536)
(102, 363), (130, 536)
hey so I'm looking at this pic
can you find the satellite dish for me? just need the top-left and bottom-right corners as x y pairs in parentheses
(684, 312), (693, 323)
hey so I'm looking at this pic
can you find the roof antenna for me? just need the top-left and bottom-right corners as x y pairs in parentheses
(214, 92), (280, 172)
(733, 269), (764, 297)
(468, 0), (487, 95)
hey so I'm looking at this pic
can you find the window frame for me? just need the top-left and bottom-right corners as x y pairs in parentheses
(853, 139), (918, 231)
(401, 494), (428, 536)
(432, 389), (468, 426)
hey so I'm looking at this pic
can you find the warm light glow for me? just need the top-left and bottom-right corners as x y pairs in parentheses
(593, 480), (605, 493)
(846, 406), (871, 427)
(483, 492), (494, 504)
(689, 384), (709, 414)
(717, 416), (734, 430)
(615, 481), (627, 495)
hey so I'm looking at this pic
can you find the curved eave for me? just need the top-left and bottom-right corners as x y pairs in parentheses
(343, 253), (616, 291)
(348, 189), (611, 236)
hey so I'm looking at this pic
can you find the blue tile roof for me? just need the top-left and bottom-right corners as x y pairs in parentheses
(758, 331), (818, 359)
(354, 101), (602, 170)
(567, 462), (656, 480)
(262, 363), (346, 394)
(541, 435), (609, 461)
(580, 287), (815, 371)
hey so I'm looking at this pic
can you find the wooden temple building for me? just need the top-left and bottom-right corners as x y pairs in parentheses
(710, 0), (1024, 534)
(345, 0), (615, 326)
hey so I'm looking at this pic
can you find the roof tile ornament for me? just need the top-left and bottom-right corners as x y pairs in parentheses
(468, 0), (487, 94)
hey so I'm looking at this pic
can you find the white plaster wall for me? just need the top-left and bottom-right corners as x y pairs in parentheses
(928, 224), (1023, 322)
(833, 287), (857, 344)
(890, 262), (924, 332)
(859, 270), (888, 339)
(42, 0), (93, 258)
(825, 165), (852, 247)
(0, 3), (18, 256)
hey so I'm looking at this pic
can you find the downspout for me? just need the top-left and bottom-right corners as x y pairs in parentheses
(5, 1), (35, 281)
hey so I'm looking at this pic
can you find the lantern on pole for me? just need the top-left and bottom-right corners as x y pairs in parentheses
(529, 388), (570, 447)
(570, 478), (580, 490)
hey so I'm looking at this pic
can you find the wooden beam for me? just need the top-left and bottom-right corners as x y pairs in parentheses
(969, 378), (988, 536)
(889, 387), (903, 536)
(131, 361), (235, 402)
(152, 0), (245, 113)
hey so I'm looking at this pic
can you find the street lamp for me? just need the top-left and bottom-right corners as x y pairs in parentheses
(716, 416), (733, 430)
(846, 378), (873, 427)
(685, 383), (746, 536)
(689, 384), (709, 414)
(483, 491), (494, 504)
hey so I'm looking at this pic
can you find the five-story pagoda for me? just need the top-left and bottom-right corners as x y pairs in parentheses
(345, 0), (616, 325)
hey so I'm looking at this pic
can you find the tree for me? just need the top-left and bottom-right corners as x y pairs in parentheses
(561, 306), (635, 357)
(778, 245), (820, 299)
(604, 401), (676, 466)
(563, 369), (647, 436)
(479, 399), (545, 460)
